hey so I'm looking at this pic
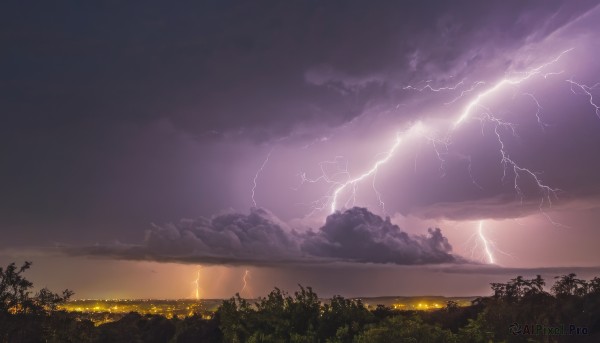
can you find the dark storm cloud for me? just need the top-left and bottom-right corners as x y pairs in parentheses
(65, 207), (461, 266)
(2, 0), (600, 253)
(142, 208), (300, 265)
(302, 207), (458, 264)
(68, 208), (304, 266)
(3, 1), (597, 140)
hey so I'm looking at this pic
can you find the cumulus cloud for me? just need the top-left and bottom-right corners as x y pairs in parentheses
(66, 207), (462, 266)
(67, 208), (305, 266)
(302, 208), (458, 264)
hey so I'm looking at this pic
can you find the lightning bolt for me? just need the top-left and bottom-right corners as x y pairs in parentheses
(566, 78), (600, 119)
(465, 155), (484, 190)
(449, 51), (597, 234)
(543, 70), (564, 79)
(478, 221), (494, 264)
(192, 269), (201, 301)
(444, 81), (486, 105)
(446, 49), (575, 258)
(251, 149), (273, 207)
(240, 269), (251, 298)
(295, 47), (592, 264)
(294, 124), (425, 215)
(295, 156), (350, 189)
(485, 111), (560, 208)
(403, 79), (488, 106)
(329, 124), (422, 214)
(453, 48), (573, 126)
(327, 141), (402, 213)
(522, 92), (547, 130)
(461, 221), (514, 264)
(403, 79), (465, 92)
(422, 131), (451, 177)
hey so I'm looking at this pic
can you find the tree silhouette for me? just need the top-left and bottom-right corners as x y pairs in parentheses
(552, 273), (589, 297)
(0, 261), (73, 315)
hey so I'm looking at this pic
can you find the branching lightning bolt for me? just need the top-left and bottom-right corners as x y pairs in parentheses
(294, 47), (595, 264)
(329, 131), (405, 214)
(294, 130), (410, 215)
(566, 79), (600, 119)
(522, 92), (547, 130)
(477, 220), (495, 264)
(484, 112), (560, 209)
(403, 79), (465, 92)
(543, 71), (564, 79)
(444, 81), (486, 105)
(448, 49), (577, 259)
(251, 149), (273, 207)
(423, 131), (451, 177)
(448, 50), (579, 231)
(403, 79), (488, 106)
(462, 221), (514, 264)
(465, 155), (484, 190)
(453, 48), (574, 127)
(478, 221), (494, 264)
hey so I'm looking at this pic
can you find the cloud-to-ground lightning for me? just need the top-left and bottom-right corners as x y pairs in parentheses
(444, 49), (578, 259)
(240, 269), (251, 298)
(192, 269), (201, 300)
(451, 56), (586, 232)
(294, 48), (587, 264)
(251, 149), (273, 207)
(461, 220), (515, 264)
(478, 221), (494, 264)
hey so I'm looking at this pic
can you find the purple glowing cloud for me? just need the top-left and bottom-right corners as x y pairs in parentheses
(66, 207), (461, 266)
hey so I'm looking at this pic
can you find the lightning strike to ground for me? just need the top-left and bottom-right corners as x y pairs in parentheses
(478, 221), (494, 264)
(447, 50), (577, 234)
(241, 269), (251, 298)
(192, 269), (201, 301)
(462, 221), (514, 264)
(296, 47), (590, 263)
(445, 50), (582, 259)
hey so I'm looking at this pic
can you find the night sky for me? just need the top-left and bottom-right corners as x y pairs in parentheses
(2, 1), (600, 299)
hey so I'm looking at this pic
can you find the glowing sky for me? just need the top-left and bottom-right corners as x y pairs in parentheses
(2, 1), (600, 299)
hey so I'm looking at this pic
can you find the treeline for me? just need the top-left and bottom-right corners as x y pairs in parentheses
(1, 262), (599, 342)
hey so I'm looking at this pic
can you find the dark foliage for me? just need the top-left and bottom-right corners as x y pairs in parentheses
(2, 261), (600, 342)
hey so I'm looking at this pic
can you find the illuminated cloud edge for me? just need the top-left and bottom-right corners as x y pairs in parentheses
(65, 207), (465, 266)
